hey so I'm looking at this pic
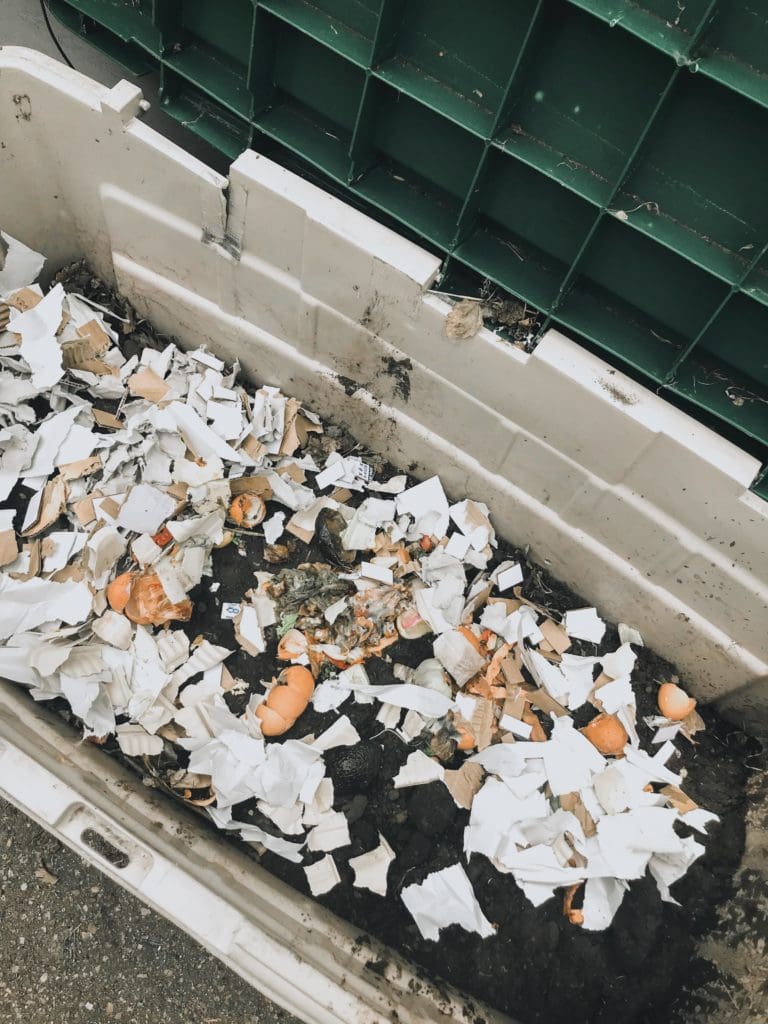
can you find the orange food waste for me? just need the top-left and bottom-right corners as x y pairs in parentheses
(151, 525), (173, 547)
(580, 712), (628, 756)
(658, 682), (697, 721)
(106, 571), (132, 613)
(107, 570), (192, 626)
(228, 493), (266, 528)
(256, 665), (315, 737)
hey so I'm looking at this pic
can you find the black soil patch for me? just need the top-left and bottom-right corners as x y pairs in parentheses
(44, 264), (756, 1024)
(382, 355), (412, 402)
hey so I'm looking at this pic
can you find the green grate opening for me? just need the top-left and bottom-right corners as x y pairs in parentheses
(49, 0), (768, 491)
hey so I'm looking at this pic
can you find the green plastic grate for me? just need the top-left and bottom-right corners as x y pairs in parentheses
(50, 0), (768, 490)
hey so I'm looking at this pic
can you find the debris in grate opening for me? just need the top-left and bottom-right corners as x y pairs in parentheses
(0, 236), (754, 1024)
(436, 278), (542, 350)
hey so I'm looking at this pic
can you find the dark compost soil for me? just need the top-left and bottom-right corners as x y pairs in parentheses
(41, 262), (758, 1024)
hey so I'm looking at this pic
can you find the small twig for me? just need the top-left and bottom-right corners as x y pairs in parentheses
(427, 290), (484, 302)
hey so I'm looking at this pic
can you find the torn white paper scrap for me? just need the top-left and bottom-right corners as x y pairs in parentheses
(324, 596), (347, 625)
(157, 402), (246, 464)
(500, 714), (533, 739)
(393, 750), (444, 789)
(304, 854), (341, 896)
(116, 723), (164, 757)
(563, 607), (606, 644)
(340, 680), (452, 718)
(444, 532), (471, 560)
(314, 458), (346, 490)
(117, 483), (176, 535)
(396, 476), (449, 537)
(600, 643), (637, 680)
(349, 835), (396, 896)
(581, 876), (629, 931)
(680, 808), (720, 835)
(307, 811), (351, 853)
(11, 283), (65, 389)
(401, 863), (495, 942)
(0, 232), (44, 293)
(0, 577), (93, 638)
(542, 716), (606, 796)
(367, 474), (407, 494)
(233, 605), (266, 656)
(131, 533), (162, 567)
(310, 715), (360, 752)
(360, 561), (394, 584)
(433, 629), (485, 687)
(91, 610), (133, 650)
(263, 511), (285, 545)
(237, 822), (305, 863)
(493, 561), (524, 592)
(648, 835), (705, 903)
(41, 531), (86, 573)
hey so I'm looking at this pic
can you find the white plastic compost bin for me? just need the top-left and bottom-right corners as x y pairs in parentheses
(0, 46), (766, 1024)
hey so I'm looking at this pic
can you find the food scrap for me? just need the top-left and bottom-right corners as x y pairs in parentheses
(0, 236), (719, 944)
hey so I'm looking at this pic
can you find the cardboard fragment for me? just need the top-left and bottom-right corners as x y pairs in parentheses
(92, 408), (122, 430)
(229, 475), (272, 499)
(22, 476), (67, 537)
(527, 687), (569, 718)
(72, 496), (96, 527)
(0, 510), (17, 567)
(501, 651), (525, 686)
(240, 433), (267, 461)
(539, 618), (572, 654)
(443, 761), (484, 810)
(661, 785), (698, 815)
(560, 791), (597, 837)
(128, 365), (170, 402)
(58, 455), (102, 481)
(5, 286), (42, 313)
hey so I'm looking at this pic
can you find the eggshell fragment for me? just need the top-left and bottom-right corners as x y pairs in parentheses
(658, 682), (697, 721)
(256, 665), (315, 737)
(106, 571), (132, 613)
(228, 493), (266, 528)
(580, 713), (628, 756)
(108, 570), (192, 626)
(277, 628), (309, 661)
(124, 572), (193, 626)
(396, 607), (431, 640)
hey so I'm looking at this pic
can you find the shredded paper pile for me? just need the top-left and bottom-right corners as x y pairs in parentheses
(0, 233), (717, 939)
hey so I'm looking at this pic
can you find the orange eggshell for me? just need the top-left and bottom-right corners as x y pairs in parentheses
(228, 493), (266, 527)
(456, 726), (475, 751)
(267, 685), (304, 723)
(277, 628), (308, 661)
(256, 704), (289, 737)
(280, 665), (315, 700)
(658, 682), (697, 721)
(107, 571), (133, 613)
(124, 572), (193, 626)
(580, 713), (628, 756)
